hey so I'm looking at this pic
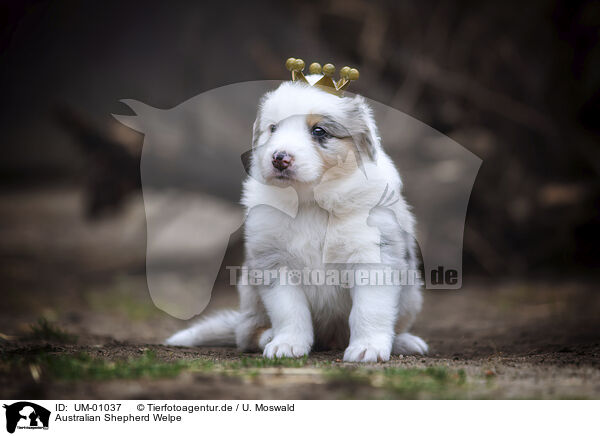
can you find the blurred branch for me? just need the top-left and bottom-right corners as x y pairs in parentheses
(55, 107), (141, 218)
(388, 54), (559, 142)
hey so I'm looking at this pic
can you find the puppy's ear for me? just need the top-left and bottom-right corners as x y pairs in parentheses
(252, 92), (272, 148)
(349, 96), (379, 161)
(251, 111), (262, 149)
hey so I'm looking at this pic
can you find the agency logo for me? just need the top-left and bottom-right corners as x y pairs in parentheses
(3, 402), (50, 434)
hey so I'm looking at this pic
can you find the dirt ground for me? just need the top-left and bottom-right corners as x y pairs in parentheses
(1, 188), (599, 399)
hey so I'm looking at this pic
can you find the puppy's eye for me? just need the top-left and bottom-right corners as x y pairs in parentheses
(311, 126), (328, 138)
(270, 124), (277, 133)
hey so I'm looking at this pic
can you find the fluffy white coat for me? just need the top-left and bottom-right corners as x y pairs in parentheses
(166, 79), (427, 362)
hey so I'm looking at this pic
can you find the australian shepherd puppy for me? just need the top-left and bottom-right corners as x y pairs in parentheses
(166, 76), (427, 362)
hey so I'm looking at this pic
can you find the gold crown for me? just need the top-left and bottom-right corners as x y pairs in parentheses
(285, 57), (359, 96)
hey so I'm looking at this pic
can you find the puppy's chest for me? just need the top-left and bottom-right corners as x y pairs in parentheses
(280, 206), (330, 267)
(248, 204), (329, 268)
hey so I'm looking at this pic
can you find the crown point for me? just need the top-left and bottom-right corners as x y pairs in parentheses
(294, 59), (305, 71)
(309, 62), (322, 74)
(322, 63), (335, 76)
(348, 68), (359, 80)
(340, 66), (351, 79)
(285, 58), (296, 71)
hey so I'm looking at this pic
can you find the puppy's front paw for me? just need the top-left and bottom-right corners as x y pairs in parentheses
(343, 341), (392, 363)
(263, 336), (311, 359)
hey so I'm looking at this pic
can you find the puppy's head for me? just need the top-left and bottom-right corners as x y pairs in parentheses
(249, 80), (380, 187)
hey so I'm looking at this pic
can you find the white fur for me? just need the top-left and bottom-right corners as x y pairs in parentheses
(166, 80), (427, 362)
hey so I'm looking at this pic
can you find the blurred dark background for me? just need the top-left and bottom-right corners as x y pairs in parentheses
(0, 0), (598, 304)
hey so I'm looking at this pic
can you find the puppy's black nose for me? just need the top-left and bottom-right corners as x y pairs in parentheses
(272, 151), (293, 170)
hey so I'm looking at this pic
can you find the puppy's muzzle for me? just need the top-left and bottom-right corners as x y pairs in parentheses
(272, 151), (293, 171)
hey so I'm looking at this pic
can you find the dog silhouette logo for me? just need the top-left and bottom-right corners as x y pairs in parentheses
(3, 402), (50, 433)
